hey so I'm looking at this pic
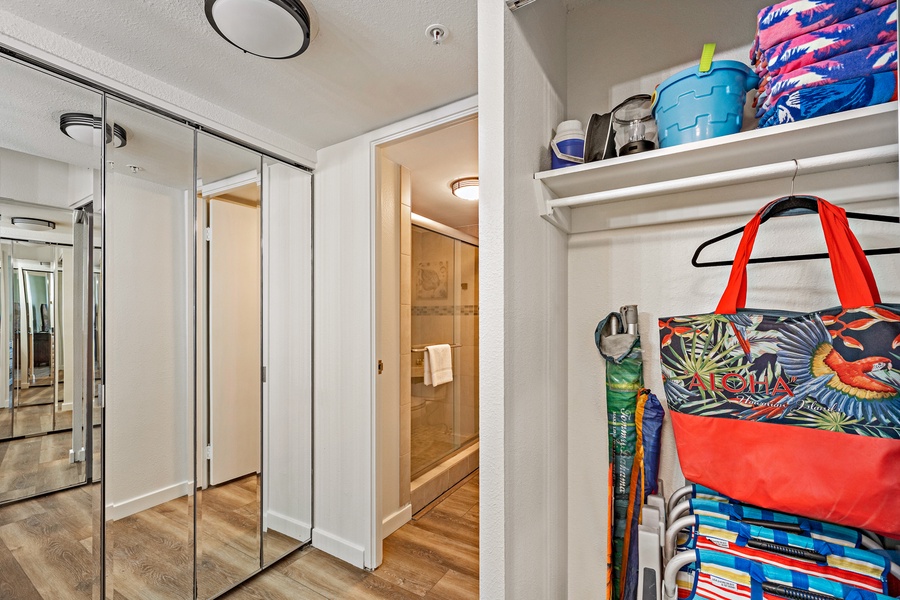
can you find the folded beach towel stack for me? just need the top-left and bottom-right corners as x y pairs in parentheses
(750, 0), (898, 128)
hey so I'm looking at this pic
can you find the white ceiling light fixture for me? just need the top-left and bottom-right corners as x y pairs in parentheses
(11, 217), (56, 232)
(205, 0), (312, 59)
(450, 177), (479, 202)
(59, 113), (127, 148)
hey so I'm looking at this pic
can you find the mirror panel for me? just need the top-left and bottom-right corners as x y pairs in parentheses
(103, 97), (195, 599)
(0, 55), (102, 599)
(196, 131), (263, 599)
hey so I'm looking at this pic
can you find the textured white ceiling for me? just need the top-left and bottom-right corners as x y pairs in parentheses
(382, 117), (478, 229)
(1, 0), (478, 150)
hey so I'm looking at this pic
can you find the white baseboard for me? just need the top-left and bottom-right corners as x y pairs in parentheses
(312, 528), (366, 568)
(106, 480), (191, 521)
(265, 510), (311, 543)
(381, 503), (411, 539)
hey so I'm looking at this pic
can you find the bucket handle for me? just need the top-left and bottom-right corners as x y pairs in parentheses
(551, 139), (584, 164)
(699, 43), (716, 73)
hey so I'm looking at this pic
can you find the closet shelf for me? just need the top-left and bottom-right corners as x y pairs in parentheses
(535, 102), (899, 233)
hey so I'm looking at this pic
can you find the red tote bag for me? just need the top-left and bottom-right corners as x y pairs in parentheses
(658, 197), (900, 537)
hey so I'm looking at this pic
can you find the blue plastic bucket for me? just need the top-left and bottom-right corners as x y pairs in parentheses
(651, 60), (759, 148)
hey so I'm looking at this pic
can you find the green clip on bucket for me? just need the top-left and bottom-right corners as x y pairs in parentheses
(651, 44), (759, 148)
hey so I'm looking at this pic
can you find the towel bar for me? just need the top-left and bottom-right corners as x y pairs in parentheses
(411, 344), (461, 353)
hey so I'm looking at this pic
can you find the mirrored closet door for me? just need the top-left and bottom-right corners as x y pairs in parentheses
(0, 57), (102, 599)
(103, 96), (197, 599)
(0, 50), (312, 600)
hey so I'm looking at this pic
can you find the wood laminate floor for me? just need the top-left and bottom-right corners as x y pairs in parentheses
(223, 472), (479, 600)
(0, 471), (479, 599)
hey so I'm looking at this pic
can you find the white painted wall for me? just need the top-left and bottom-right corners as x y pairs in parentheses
(105, 172), (192, 518)
(478, 1), (569, 598)
(0, 148), (93, 210)
(565, 0), (772, 122)
(263, 163), (313, 544)
(314, 96), (477, 569)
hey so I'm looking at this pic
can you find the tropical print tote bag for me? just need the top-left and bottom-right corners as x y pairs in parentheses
(659, 197), (900, 537)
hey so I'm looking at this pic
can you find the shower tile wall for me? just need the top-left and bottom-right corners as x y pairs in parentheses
(410, 226), (478, 478)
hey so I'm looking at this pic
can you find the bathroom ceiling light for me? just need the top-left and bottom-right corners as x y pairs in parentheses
(59, 113), (127, 148)
(11, 217), (56, 232)
(205, 0), (312, 59)
(450, 177), (479, 201)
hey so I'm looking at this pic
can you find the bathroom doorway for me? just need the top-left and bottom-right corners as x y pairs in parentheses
(375, 114), (479, 554)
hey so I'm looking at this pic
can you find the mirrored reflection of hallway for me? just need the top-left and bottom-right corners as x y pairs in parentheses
(224, 471), (480, 599)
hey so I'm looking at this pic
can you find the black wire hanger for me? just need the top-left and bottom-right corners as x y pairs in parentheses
(692, 161), (900, 268)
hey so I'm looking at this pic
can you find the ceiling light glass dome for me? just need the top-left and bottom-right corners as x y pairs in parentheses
(205, 0), (312, 59)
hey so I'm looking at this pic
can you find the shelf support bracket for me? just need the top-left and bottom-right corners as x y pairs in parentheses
(535, 178), (571, 233)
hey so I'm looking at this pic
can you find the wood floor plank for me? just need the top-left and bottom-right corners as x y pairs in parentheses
(0, 537), (43, 600)
(221, 567), (328, 599)
(276, 547), (421, 599)
(425, 569), (479, 600)
(0, 511), (94, 599)
(106, 503), (193, 600)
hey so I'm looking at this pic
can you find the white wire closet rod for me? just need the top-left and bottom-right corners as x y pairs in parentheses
(546, 144), (899, 210)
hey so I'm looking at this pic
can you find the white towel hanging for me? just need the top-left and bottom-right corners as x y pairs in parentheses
(423, 344), (453, 387)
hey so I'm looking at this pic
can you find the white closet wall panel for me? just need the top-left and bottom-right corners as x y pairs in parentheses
(479, 1), (569, 598)
(313, 135), (373, 568)
(263, 164), (312, 542)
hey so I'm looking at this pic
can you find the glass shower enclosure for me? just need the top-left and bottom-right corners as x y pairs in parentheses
(410, 225), (478, 478)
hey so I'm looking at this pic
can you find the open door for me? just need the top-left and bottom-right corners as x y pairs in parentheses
(207, 196), (261, 485)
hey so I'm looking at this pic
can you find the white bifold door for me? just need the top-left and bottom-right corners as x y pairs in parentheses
(208, 198), (261, 486)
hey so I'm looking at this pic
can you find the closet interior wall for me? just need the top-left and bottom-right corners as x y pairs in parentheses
(495, 1), (900, 599)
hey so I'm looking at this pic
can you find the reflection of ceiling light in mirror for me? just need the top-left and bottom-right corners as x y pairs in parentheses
(205, 0), (312, 59)
(450, 177), (479, 201)
(11, 217), (56, 231)
(59, 113), (127, 148)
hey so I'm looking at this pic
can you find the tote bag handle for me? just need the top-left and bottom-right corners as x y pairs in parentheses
(716, 197), (881, 314)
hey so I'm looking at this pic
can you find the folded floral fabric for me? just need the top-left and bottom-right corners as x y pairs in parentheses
(759, 3), (897, 77)
(751, 0), (893, 62)
(758, 71), (898, 127)
(757, 41), (897, 114)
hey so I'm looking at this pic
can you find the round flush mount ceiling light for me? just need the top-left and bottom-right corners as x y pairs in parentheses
(450, 177), (479, 201)
(59, 113), (127, 148)
(205, 0), (312, 59)
(11, 217), (56, 232)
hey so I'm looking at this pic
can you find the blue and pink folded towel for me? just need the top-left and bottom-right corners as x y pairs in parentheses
(750, 0), (898, 127)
